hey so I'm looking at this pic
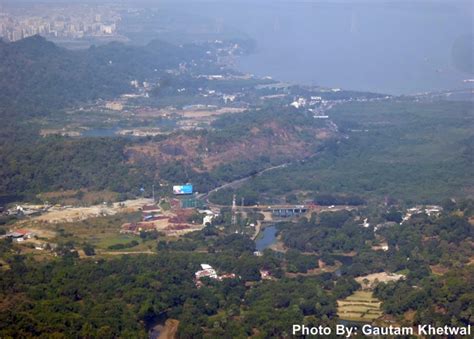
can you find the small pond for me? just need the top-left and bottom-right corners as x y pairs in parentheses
(255, 225), (278, 251)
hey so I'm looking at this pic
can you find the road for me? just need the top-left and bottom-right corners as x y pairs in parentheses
(99, 250), (155, 255)
(198, 161), (291, 201)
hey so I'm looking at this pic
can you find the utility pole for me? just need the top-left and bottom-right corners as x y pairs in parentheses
(231, 194), (237, 225)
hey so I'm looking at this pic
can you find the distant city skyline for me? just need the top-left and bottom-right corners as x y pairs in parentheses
(0, 3), (120, 41)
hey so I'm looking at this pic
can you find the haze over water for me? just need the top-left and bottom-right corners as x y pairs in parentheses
(186, 1), (473, 95)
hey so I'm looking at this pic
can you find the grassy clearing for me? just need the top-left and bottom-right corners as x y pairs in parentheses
(0, 259), (10, 271)
(337, 291), (383, 322)
(96, 235), (157, 252)
(37, 190), (119, 206)
(159, 200), (171, 211)
(95, 234), (138, 248)
(21, 212), (142, 250)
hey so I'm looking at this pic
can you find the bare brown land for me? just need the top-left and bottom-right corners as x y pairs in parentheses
(268, 237), (288, 253)
(28, 199), (152, 224)
(355, 272), (405, 290)
(430, 265), (451, 275)
(159, 319), (179, 339)
(180, 107), (245, 118)
(125, 121), (334, 173)
(149, 319), (179, 339)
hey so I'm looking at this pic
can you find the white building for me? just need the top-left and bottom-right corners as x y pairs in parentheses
(195, 264), (218, 280)
(203, 215), (214, 226)
(290, 97), (307, 109)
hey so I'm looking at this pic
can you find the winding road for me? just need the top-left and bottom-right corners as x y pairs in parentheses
(198, 161), (291, 201)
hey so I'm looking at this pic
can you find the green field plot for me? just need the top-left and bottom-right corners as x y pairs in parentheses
(337, 291), (383, 322)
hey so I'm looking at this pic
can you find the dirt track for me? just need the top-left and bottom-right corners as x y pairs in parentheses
(158, 319), (179, 339)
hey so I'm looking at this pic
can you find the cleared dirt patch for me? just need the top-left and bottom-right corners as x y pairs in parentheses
(355, 272), (405, 289)
(180, 107), (245, 118)
(430, 265), (451, 275)
(30, 199), (153, 224)
(159, 319), (179, 339)
(125, 121), (334, 173)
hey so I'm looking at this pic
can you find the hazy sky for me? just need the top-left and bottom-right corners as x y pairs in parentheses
(3, 0), (473, 3)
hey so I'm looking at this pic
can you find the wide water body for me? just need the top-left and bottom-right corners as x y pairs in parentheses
(181, 1), (473, 95)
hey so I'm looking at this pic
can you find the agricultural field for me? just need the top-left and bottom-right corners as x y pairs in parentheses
(337, 291), (383, 322)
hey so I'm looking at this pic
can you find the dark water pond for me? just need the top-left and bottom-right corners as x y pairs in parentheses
(81, 127), (121, 137)
(255, 225), (278, 251)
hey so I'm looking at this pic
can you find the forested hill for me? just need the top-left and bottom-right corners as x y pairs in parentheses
(0, 35), (211, 115)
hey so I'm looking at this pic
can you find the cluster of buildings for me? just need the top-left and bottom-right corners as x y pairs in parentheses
(2, 229), (33, 243)
(372, 205), (443, 234)
(3, 204), (47, 217)
(290, 96), (323, 109)
(289, 95), (335, 119)
(194, 264), (237, 287)
(194, 264), (273, 288)
(402, 205), (442, 223)
(0, 5), (120, 42)
(180, 87), (244, 108)
(1, 228), (57, 252)
(121, 203), (167, 234)
(121, 195), (217, 236)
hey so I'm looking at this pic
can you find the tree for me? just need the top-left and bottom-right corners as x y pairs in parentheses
(384, 207), (403, 223)
(82, 243), (96, 256)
